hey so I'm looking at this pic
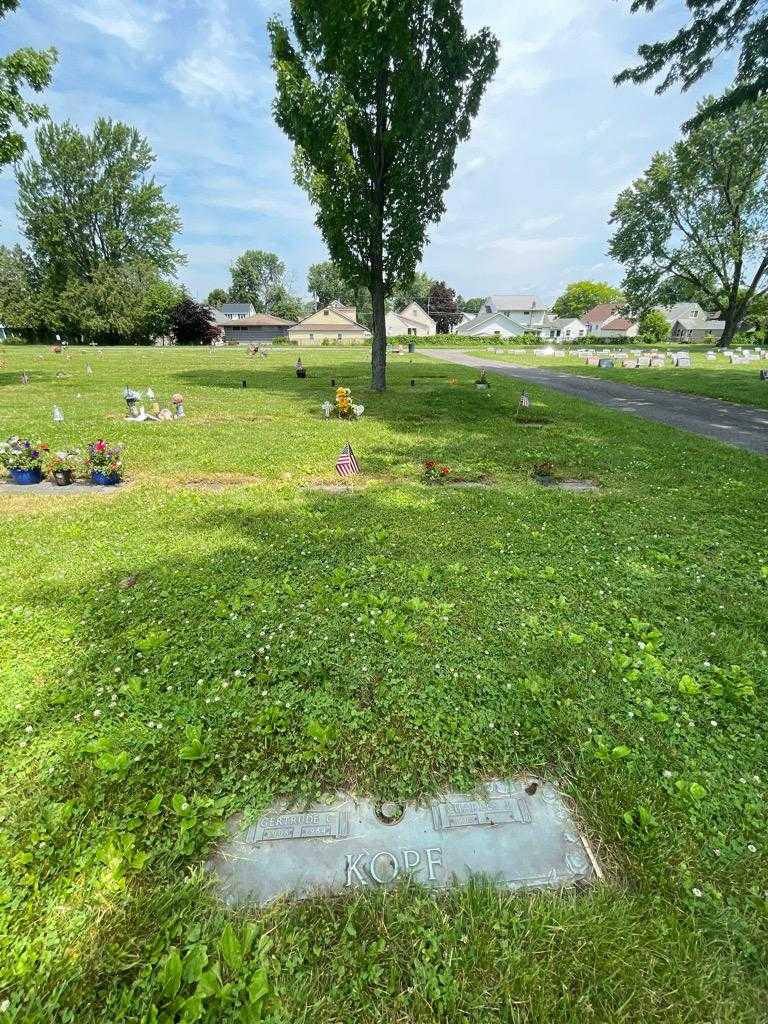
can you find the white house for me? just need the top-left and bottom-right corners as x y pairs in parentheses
(478, 294), (548, 328)
(538, 316), (587, 341)
(451, 311), (476, 333)
(460, 311), (529, 338)
(385, 302), (436, 337)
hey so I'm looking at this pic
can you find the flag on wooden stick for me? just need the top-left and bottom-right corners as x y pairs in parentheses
(336, 442), (360, 477)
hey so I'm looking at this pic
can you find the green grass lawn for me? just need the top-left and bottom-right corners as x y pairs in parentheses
(466, 345), (768, 410)
(1, 345), (767, 1023)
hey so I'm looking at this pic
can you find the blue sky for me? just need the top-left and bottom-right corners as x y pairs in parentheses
(0, 0), (734, 304)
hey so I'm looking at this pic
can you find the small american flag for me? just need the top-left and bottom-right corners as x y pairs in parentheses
(336, 442), (360, 477)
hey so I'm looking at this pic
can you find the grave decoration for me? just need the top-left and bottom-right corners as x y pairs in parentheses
(422, 459), (451, 484)
(0, 438), (50, 485)
(86, 364), (93, 375)
(475, 370), (490, 390)
(48, 451), (80, 487)
(20, 371), (29, 384)
(123, 386), (142, 416)
(85, 440), (123, 486)
(208, 778), (599, 906)
(296, 358), (307, 379)
(331, 386), (363, 419)
(336, 442), (360, 477)
(322, 400), (333, 419)
(171, 393), (185, 417)
(52, 405), (64, 423)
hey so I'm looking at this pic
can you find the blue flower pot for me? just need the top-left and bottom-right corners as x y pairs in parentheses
(10, 467), (43, 485)
(91, 470), (121, 486)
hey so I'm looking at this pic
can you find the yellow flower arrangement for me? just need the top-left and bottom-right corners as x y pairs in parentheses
(334, 386), (353, 417)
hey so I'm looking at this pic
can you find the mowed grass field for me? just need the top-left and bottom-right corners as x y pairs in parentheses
(466, 344), (768, 410)
(0, 345), (767, 1023)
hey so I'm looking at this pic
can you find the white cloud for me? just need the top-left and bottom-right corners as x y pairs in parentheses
(485, 235), (582, 256)
(68, 0), (168, 50)
(169, 0), (269, 106)
(520, 214), (563, 233)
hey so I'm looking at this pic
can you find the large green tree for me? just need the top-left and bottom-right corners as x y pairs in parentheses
(206, 287), (228, 308)
(307, 259), (357, 308)
(16, 117), (183, 285)
(226, 249), (303, 319)
(552, 281), (624, 319)
(616, 0), (767, 126)
(269, 1), (498, 390)
(390, 270), (433, 312)
(609, 97), (768, 347)
(426, 279), (461, 333)
(0, 1), (56, 170)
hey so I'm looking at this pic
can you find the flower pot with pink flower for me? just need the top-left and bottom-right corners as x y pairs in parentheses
(170, 393), (185, 417)
(85, 440), (124, 485)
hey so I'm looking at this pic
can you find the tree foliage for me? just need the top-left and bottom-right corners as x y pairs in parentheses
(462, 296), (484, 315)
(609, 97), (768, 346)
(169, 297), (221, 346)
(426, 280), (460, 333)
(307, 260), (357, 308)
(269, 1), (498, 390)
(552, 281), (624, 319)
(0, 1), (56, 169)
(206, 288), (228, 308)
(639, 309), (671, 345)
(16, 117), (183, 285)
(616, 0), (768, 126)
(219, 249), (303, 320)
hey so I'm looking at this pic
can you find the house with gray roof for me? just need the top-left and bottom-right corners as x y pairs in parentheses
(670, 317), (725, 342)
(480, 294), (548, 328)
(212, 307), (295, 344)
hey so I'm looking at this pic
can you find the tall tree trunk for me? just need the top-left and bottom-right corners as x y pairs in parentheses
(370, 272), (387, 392)
(717, 299), (748, 348)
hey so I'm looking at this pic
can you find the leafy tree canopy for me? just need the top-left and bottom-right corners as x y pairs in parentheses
(223, 249), (303, 320)
(0, 1), (56, 170)
(639, 308), (671, 345)
(269, 0), (498, 389)
(206, 288), (228, 308)
(426, 280), (461, 333)
(552, 281), (624, 319)
(169, 296), (221, 346)
(462, 297), (484, 315)
(307, 260), (358, 308)
(616, 0), (768, 126)
(609, 95), (768, 346)
(16, 117), (183, 285)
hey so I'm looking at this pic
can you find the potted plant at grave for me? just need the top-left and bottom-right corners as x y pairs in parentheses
(0, 437), (50, 484)
(475, 370), (490, 390)
(47, 451), (80, 486)
(85, 439), (123, 486)
(422, 459), (451, 484)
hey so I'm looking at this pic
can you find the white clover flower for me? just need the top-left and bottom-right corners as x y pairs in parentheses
(25, 725), (32, 733)
(692, 888), (703, 898)
(93, 709), (101, 718)
(747, 844), (757, 853)
(663, 770), (673, 778)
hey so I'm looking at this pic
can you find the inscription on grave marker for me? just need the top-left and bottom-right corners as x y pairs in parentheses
(209, 779), (599, 906)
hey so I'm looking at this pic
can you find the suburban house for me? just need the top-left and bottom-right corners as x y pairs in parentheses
(212, 305), (295, 344)
(670, 316), (726, 342)
(459, 310), (530, 338)
(657, 302), (726, 341)
(288, 300), (372, 346)
(385, 302), (436, 337)
(479, 294), (548, 328)
(582, 303), (639, 338)
(538, 316), (587, 341)
(451, 312), (476, 333)
(218, 303), (255, 320)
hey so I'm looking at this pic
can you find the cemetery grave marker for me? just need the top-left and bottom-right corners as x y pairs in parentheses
(209, 779), (599, 906)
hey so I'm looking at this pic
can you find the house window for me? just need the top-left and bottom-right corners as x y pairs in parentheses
(323, 309), (329, 316)
(309, 333), (314, 341)
(337, 333), (342, 340)
(494, 330), (501, 336)
(485, 305), (492, 313)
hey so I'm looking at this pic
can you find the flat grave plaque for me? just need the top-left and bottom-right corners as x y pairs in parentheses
(209, 778), (599, 906)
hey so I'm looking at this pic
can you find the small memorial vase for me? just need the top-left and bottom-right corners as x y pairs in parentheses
(10, 467), (43, 485)
(91, 469), (121, 486)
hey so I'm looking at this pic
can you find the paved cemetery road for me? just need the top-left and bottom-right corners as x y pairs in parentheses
(421, 349), (768, 456)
